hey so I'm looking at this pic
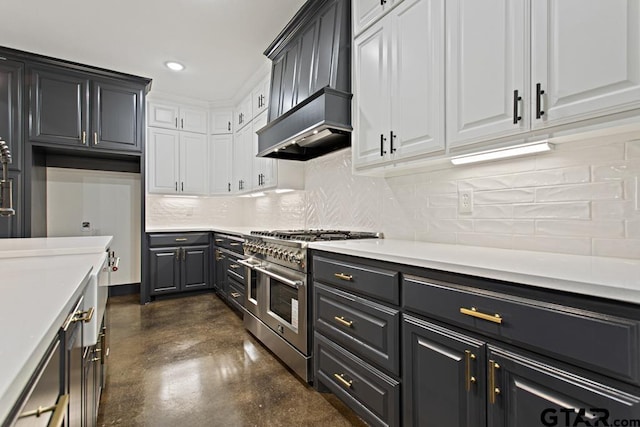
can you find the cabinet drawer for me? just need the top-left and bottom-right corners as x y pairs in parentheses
(149, 232), (209, 247)
(313, 255), (400, 305)
(226, 253), (246, 282)
(228, 278), (246, 314)
(213, 233), (244, 254)
(314, 283), (400, 375)
(315, 333), (400, 427)
(403, 275), (640, 385)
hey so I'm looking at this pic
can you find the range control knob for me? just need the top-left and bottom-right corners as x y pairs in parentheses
(293, 252), (304, 264)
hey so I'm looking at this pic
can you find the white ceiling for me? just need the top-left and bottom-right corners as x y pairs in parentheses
(0, 0), (306, 103)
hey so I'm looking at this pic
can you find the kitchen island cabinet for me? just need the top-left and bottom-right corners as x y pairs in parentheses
(309, 243), (640, 426)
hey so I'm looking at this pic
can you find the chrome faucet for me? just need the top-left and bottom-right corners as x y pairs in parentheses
(0, 138), (15, 217)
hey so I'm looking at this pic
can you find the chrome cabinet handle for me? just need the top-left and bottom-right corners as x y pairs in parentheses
(334, 273), (353, 281)
(460, 307), (502, 324)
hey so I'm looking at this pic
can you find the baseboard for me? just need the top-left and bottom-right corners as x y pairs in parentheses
(109, 283), (140, 297)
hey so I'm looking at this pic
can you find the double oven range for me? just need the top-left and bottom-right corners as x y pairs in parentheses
(238, 230), (380, 382)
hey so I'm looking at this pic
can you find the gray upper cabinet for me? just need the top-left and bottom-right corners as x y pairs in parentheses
(0, 58), (23, 171)
(0, 171), (22, 238)
(29, 65), (144, 153)
(265, 0), (350, 122)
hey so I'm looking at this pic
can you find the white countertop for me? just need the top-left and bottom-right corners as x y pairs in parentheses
(0, 236), (113, 258)
(145, 226), (255, 236)
(309, 239), (640, 305)
(0, 236), (112, 424)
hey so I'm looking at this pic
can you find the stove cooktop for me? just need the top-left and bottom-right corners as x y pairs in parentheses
(250, 229), (382, 242)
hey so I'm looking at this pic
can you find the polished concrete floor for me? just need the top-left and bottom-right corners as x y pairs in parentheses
(97, 293), (366, 426)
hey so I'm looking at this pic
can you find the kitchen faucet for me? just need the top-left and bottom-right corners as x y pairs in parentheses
(0, 138), (15, 216)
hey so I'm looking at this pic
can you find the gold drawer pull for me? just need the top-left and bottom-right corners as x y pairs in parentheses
(333, 373), (353, 389)
(230, 292), (241, 298)
(334, 316), (353, 328)
(230, 242), (242, 246)
(230, 264), (240, 269)
(334, 273), (353, 281)
(19, 394), (68, 427)
(73, 307), (95, 323)
(460, 307), (502, 324)
(175, 238), (188, 242)
(489, 360), (501, 404)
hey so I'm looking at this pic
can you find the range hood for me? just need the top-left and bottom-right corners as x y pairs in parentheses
(258, 0), (351, 161)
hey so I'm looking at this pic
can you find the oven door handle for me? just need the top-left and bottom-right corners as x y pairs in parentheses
(254, 266), (303, 289)
(237, 259), (259, 269)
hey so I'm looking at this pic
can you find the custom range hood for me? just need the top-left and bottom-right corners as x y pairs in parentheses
(257, 0), (352, 161)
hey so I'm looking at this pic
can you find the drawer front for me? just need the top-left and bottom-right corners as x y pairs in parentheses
(149, 232), (209, 247)
(226, 253), (246, 282)
(314, 283), (400, 375)
(227, 278), (246, 314)
(313, 255), (400, 305)
(213, 233), (244, 254)
(315, 333), (400, 427)
(403, 275), (640, 385)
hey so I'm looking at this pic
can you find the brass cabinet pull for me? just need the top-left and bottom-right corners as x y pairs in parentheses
(334, 273), (353, 281)
(81, 131), (87, 145)
(460, 307), (502, 324)
(175, 238), (188, 242)
(230, 242), (242, 246)
(175, 249), (180, 260)
(465, 350), (477, 392)
(215, 239), (224, 243)
(230, 292), (241, 298)
(19, 393), (69, 426)
(229, 264), (240, 269)
(215, 251), (225, 261)
(489, 360), (501, 404)
(93, 132), (98, 145)
(333, 373), (353, 389)
(73, 307), (95, 323)
(182, 247), (186, 261)
(334, 316), (353, 328)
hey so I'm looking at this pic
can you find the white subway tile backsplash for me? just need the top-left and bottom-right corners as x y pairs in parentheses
(472, 205), (515, 219)
(474, 189), (535, 205)
(513, 202), (591, 219)
(592, 162), (640, 182)
(474, 219), (535, 235)
(428, 193), (458, 207)
(592, 201), (627, 219)
(535, 142), (625, 169)
(512, 235), (592, 256)
(428, 219), (474, 232)
(627, 220), (640, 238)
(536, 220), (624, 238)
(511, 166), (590, 188)
(593, 239), (640, 258)
(536, 182), (623, 202)
(415, 230), (457, 244)
(627, 140), (640, 159)
(457, 233), (514, 250)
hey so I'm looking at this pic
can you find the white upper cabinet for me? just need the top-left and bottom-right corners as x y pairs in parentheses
(353, 0), (404, 36)
(251, 111), (276, 190)
(446, 0), (527, 148)
(235, 94), (253, 131)
(179, 107), (208, 134)
(232, 125), (253, 193)
(148, 101), (208, 134)
(353, 0), (444, 169)
(210, 110), (233, 134)
(531, 0), (640, 129)
(210, 134), (233, 194)
(252, 76), (270, 118)
(147, 129), (208, 195)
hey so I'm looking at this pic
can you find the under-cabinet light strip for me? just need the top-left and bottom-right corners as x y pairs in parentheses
(450, 141), (553, 165)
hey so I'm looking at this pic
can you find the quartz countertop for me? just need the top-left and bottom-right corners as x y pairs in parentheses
(145, 226), (255, 237)
(308, 239), (640, 305)
(0, 236), (112, 424)
(0, 236), (113, 258)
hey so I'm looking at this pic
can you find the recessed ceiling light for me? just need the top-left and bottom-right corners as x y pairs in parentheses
(165, 61), (184, 71)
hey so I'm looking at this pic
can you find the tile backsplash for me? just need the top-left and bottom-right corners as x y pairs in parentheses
(147, 135), (640, 259)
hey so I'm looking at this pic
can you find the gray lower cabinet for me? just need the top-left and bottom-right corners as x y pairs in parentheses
(212, 233), (246, 316)
(0, 58), (23, 171)
(148, 233), (211, 296)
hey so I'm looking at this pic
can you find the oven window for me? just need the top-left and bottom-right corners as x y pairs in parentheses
(269, 280), (298, 328)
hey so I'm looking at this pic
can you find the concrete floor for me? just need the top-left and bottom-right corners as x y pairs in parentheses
(97, 293), (365, 426)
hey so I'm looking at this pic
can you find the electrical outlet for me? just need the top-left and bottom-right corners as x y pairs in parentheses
(458, 190), (473, 214)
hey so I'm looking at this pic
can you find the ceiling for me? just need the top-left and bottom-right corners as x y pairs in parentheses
(0, 0), (306, 103)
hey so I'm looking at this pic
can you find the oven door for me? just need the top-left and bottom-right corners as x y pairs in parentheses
(257, 264), (307, 355)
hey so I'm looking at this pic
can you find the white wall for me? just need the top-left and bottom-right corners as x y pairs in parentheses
(146, 134), (640, 260)
(46, 168), (141, 285)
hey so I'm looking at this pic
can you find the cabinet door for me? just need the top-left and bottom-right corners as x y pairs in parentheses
(446, 0), (527, 148)
(147, 128), (179, 194)
(0, 59), (23, 171)
(182, 244), (210, 290)
(487, 345), (640, 427)
(148, 102), (179, 129)
(179, 107), (208, 134)
(91, 80), (142, 152)
(252, 76), (270, 118)
(210, 134), (233, 194)
(531, 0), (640, 128)
(313, 0), (339, 92)
(269, 56), (285, 122)
(353, 19), (391, 168)
(297, 20), (318, 103)
(210, 110), (233, 134)
(353, 0), (402, 36)
(179, 133), (208, 195)
(213, 248), (227, 291)
(30, 67), (90, 146)
(232, 126), (252, 192)
(280, 40), (301, 116)
(236, 94), (253, 130)
(403, 315), (486, 427)
(390, 0), (445, 161)
(252, 111), (276, 189)
(0, 171), (22, 238)
(149, 247), (180, 294)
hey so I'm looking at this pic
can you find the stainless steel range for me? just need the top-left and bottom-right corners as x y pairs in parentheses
(238, 230), (381, 382)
